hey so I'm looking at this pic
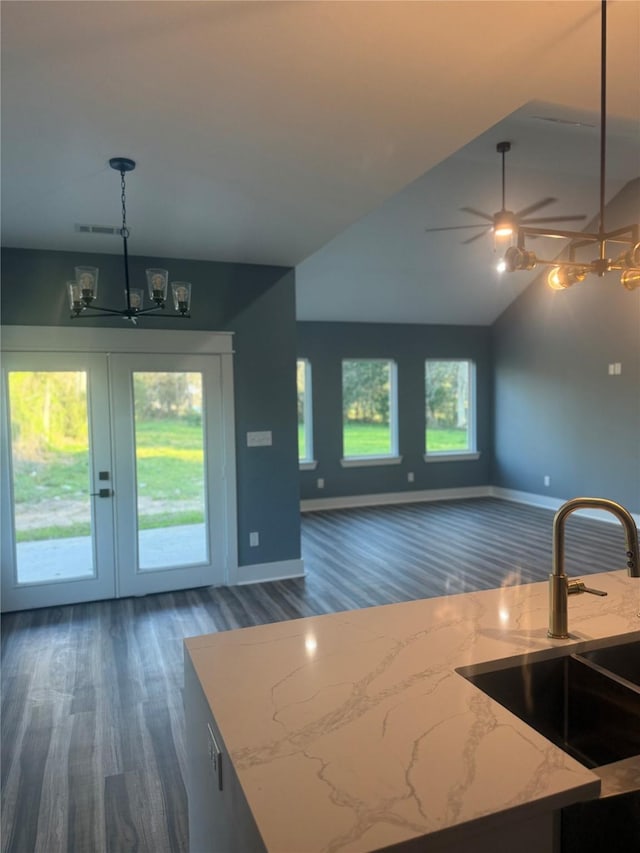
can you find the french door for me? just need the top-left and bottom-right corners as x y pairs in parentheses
(1, 329), (236, 611)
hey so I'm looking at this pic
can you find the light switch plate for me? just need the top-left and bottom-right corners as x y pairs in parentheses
(247, 430), (272, 447)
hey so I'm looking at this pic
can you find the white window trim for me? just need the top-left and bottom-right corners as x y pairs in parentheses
(342, 358), (399, 461)
(423, 451), (481, 463)
(425, 359), (477, 458)
(297, 357), (314, 466)
(341, 454), (403, 468)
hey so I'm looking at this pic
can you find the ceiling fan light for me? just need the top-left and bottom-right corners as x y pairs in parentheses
(504, 246), (537, 272)
(547, 265), (587, 290)
(621, 269), (640, 291)
(623, 242), (640, 269)
(493, 211), (516, 240)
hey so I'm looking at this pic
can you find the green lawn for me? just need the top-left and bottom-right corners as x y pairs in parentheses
(15, 419), (469, 542)
(298, 422), (469, 457)
(13, 417), (205, 542)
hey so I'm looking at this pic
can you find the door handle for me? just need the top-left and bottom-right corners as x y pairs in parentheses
(90, 488), (114, 498)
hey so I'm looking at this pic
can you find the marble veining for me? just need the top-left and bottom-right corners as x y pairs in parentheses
(185, 570), (640, 852)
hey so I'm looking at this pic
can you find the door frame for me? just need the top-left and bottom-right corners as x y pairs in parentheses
(1, 326), (238, 608)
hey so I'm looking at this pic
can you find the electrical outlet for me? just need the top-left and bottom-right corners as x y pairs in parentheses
(249, 531), (259, 547)
(407, 472), (415, 483)
(317, 478), (324, 489)
(544, 475), (551, 487)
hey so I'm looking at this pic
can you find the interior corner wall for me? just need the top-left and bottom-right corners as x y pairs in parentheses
(1, 247), (301, 570)
(491, 179), (640, 513)
(297, 321), (493, 500)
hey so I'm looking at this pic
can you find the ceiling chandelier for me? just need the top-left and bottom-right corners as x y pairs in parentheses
(502, 0), (640, 291)
(66, 157), (192, 322)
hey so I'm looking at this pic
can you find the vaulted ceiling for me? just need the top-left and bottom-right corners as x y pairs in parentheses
(2, 1), (639, 325)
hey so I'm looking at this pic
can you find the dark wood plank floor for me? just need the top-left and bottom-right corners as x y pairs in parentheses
(1, 498), (632, 852)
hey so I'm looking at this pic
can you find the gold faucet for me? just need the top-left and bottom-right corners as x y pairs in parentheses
(548, 497), (640, 639)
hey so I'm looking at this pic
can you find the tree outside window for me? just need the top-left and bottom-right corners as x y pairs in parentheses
(425, 360), (475, 454)
(342, 359), (397, 457)
(297, 359), (313, 462)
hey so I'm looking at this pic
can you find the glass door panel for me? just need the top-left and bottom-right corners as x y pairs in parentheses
(9, 370), (94, 582)
(1, 353), (116, 611)
(132, 371), (207, 569)
(111, 353), (225, 597)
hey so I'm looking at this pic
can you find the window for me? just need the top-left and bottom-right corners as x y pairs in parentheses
(297, 359), (314, 466)
(341, 359), (400, 465)
(425, 360), (478, 460)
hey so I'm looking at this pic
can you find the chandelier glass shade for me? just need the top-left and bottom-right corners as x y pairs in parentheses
(66, 158), (192, 322)
(500, 1), (640, 292)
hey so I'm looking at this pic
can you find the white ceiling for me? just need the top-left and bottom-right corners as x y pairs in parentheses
(2, 1), (639, 325)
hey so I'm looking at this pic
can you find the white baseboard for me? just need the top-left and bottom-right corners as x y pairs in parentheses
(490, 486), (640, 526)
(301, 485), (491, 513)
(489, 487), (561, 512)
(299, 484), (639, 527)
(235, 558), (305, 586)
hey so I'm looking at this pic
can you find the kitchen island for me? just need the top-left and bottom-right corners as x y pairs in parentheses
(184, 570), (640, 852)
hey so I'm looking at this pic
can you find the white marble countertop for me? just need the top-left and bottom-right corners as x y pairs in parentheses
(185, 571), (640, 852)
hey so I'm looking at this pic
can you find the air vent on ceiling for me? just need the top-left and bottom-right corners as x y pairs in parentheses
(75, 223), (124, 236)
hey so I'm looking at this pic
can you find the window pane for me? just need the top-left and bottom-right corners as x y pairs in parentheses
(9, 371), (94, 583)
(342, 360), (392, 456)
(297, 359), (306, 460)
(425, 360), (472, 453)
(133, 372), (207, 569)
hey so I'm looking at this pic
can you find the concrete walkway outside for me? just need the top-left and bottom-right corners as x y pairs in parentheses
(16, 524), (206, 583)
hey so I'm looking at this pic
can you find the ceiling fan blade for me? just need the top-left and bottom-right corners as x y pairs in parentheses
(514, 197), (557, 218)
(460, 206), (494, 222)
(462, 228), (491, 245)
(520, 214), (588, 224)
(424, 223), (488, 233)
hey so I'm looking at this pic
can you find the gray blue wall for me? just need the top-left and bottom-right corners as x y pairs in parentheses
(297, 322), (493, 500)
(3, 176), (638, 576)
(1, 247), (301, 567)
(492, 179), (640, 512)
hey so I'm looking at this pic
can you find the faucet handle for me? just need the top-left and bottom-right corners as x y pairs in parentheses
(567, 579), (608, 597)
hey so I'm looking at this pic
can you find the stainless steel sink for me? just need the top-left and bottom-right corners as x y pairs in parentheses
(579, 639), (640, 687)
(459, 641), (640, 769)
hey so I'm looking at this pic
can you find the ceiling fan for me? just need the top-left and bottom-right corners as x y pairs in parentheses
(424, 141), (587, 245)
